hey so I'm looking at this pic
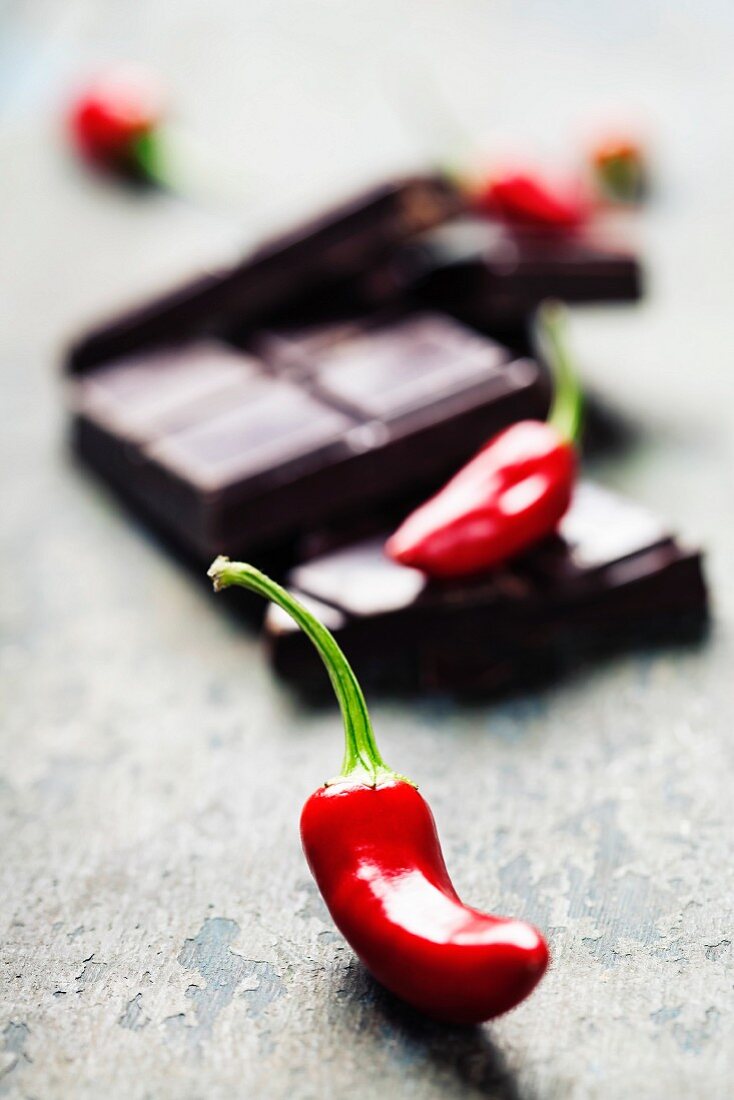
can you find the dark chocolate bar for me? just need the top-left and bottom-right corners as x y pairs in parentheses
(65, 174), (647, 578)
(364, 217), (643, 331)
(69, 312), (547, 562)
(264, 483), (707, 696)
(67, 176), (461, 373)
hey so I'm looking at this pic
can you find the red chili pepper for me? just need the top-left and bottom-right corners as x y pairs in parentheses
(386, 302), (581, 578)
(208, 560), (549, 1023)
(474, 170), (589, 231)
(68, 67), (164, 180)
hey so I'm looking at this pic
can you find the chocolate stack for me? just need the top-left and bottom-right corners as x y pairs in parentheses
(64, 173), (707, 695)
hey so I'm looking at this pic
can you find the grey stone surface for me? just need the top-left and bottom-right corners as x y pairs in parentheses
(1, 2), (733, 1097)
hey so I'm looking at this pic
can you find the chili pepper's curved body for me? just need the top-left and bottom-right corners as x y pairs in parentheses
(475, 171), (589, 231)
(302, 779), (548, 1023)
(387, 303), (581, 579)
(387, 421), (574, 577)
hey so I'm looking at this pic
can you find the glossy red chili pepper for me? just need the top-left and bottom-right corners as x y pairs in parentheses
(387, 302), (581, 578)
(68, 67), (164, 178)
(475, 169), (589, 231)
(208, 560), (549, 1024)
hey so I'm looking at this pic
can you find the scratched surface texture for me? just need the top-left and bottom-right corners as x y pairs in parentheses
(1, 2), (733, 1098)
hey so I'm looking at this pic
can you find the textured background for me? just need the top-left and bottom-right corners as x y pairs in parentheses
(1, 2), (733, 1097)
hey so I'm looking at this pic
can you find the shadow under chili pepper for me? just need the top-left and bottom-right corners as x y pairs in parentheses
(339, 964), (527, 1099)
(580, 389), (642, 459)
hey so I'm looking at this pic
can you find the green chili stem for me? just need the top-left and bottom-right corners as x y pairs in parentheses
(208, 558), (401, 786)
(538, 300), (583, 446)
(130, 129), (171, 189)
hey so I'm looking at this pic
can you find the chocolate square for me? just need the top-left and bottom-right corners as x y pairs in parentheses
(145, 379), (355, 491)
(70, 341), (262, 443)
(313, 313), (514, 422)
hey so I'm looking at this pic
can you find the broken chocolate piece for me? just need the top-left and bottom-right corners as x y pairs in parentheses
(265, 483), (707, 696)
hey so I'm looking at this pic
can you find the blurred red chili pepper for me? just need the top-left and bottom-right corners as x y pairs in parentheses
(68, 67), (164, 180)
(475, 169), (589, 231)
(387, 302), (581, 578)
(208, 559), (549, 1024)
